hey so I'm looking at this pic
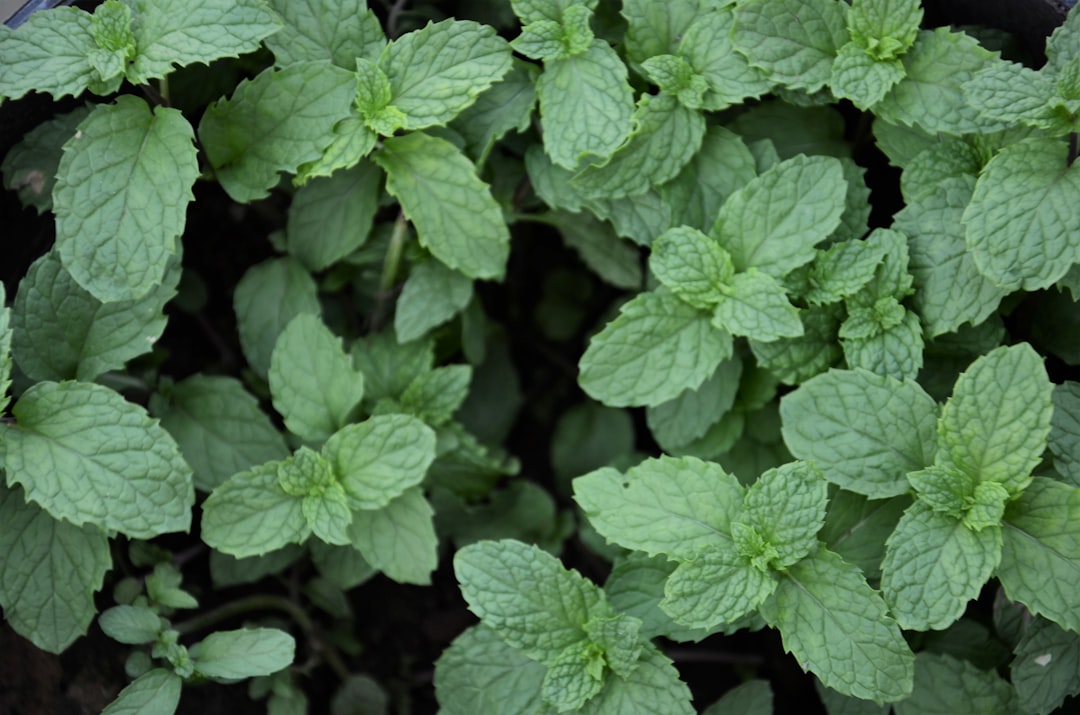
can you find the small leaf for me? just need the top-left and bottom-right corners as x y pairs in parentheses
(831, 43), (905, 109)
(661, 549), (776, 629)
(201, 462), (309, 558)
(0, 7), (97, 102)
(395, 260), (474, 343)
(435, 625), (547, 715)
(1, 105), (90, 214)
(191, 628), (295, 679)
(678, 7), (773, 111)
(286, 161), (382, 271)
(99, 605), (162, 645)
(713, 269), (803, 342)
(893, 652), (1018, 715)
(101, 669), (182, 715)
(1011, 617), (1080, 715)
(649, 226), (733, 310)
(541, 641), (604, 711)
(348, 487), (438, 585)
(233, 257), (321, 379)
(740, 461), (829, 570)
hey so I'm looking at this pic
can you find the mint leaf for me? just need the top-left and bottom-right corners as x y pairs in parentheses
(265, 0), (384, 69)
(395, 260), (474, 343)
(11, 250), (175, 382)
(649, 226), (733, 311)
(840, 307), (923, 381)
(201, 462), (309, 558)
(151, 375), (288, 492)
(579, 291), (732, 407)
(286, 162), (381, 271)
(543, 211), (643, 290)
(821, 491), (910, 580)
(399, 365), (473, 426)
(101, 669), (182, 715)
(351, 331), (434, 403)
(381, 19), (511, 130)
(963, 137), (1080, 292)
(0, 7), (96, 102)
(938, 344), (1052, 494)
(269, 314), (364, 443)
(347, 487), (437, 584)
(435, 625), (547, 715)
(571, 93), (706, 200)
(662, 126), (757, 232)
(573, 457), (744, 560)
(732, 0), (849, 93)
(124, 0), (280, 85)
(0, 484), (111, 653)
(781, 368), (937, 498)
(276, 447), (351, 545)
(880, 501), (1001, 631)
(804, 238), (887, 306)
(898, 138), (982, 205)
(1050, 382), (1080, 486)
(740, 461), (828, 570)
(451, 60), (539, 164)
(964, 60), (1059, 131)
(641, 55), (709, 110)
(582, 645), (694, 714)
(750, 305), (843, 385)
(54, 97), (197, 302)
(847, 0), (921, 58)
(88, 1), (135, 93)
(233, 257), (321, 379)
(703, 680), (773, 715)
(199, 61), (354, 203)
(537, 40), (635, 170)
(191, 628), (294, 679)
(678, 8), (773, 111)
(1000, 478), (1080, 633)
(99, 605), (162, 645)
(713, 269), (803, 342)
(761, 548), (914, 702)
(357, 58), (411, 136)
(542, 640), (604, 711)
(294, 116), (378, 183)
(661, 548), (776, 629)
(374, 132), (509, 281)
(646, 357), (742, 451)
(1011, 617), (1080, 715)
(511, 19), (567, 62)
(3, 381), (193, 538)
(620, 0), (702, 65)
(830, 42), (905, 109)
(1, 105), (90, 215)
(893, 652), (1018, 715)
(713, 154), (846, 278)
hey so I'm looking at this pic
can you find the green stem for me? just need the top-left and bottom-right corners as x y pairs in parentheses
(370, 211), (409, 332)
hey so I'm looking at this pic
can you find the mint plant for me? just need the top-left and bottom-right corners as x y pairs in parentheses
(2, 0), (1080, 712)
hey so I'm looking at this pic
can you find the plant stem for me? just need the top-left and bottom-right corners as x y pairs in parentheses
(387, 0), (408, 38)
(1069, 132), (1078, 167)
(371, 210), (409, 332)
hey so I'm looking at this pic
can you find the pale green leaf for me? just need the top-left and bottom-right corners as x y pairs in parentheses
(713, 269), (803, 342)
(381, 19), (512, 130)
(3, 381), (192, 538)
(1049, 382), (1080, 486)
(351, 332), (434, 403)
(741, 461), (829, 569)
(573, 456), (744, 560)
(678, 7), (773, 111)
(395, 260), (474, 343)
(510, 19), (565, 62)
(661, 125), (757, 232)
(830, 42), (905, 109)
(646, 357), (742, 451)
(286, 162), (381, 271)
(0, 483), (111, 653)
(571, 93), (706, 200)
(831, 157), (873, 243)
(323, 414), (436, 510)
(702, 680), (773, 715)
(101, 669), (182, 715)
(1, 105), (90, 214)
(963, 137), (1080, 292)
(542, 641), (604, 711)
(54, 97), (197, 302)
(537, 40), (635, 170)
(123, 0), (280, 84)
(938, 344), (1052, 493)
(893, 652), (1018, 715)
(731, 0), (849, 93)
(760, 548), (914, 702)
(550, 402), (634, 483)
(191, 628), (295, 679)
(604, 553), (720, 642)
(0, 8), (96, 102)
(729, 100), (849, 160)
(294, 116), (378, 183)
(579, 291), (732, 407)
(906, 465), (977, 520)
(201, 462), (309, 558)
(804, 238), (887, 306)
(713, 154), (846, 278)
(641, 54), (709, 110)
(435, 625), (548, 715)
(620, 0), (702, 65)
(649, 226), (733, 310)
(399, 365), (472, 426)
(780, 368), (937, 497)
(1000, 477), (1080, 633)
(269, 314), (364, 443)
(750, 305), (843, 385)
(451, 60), (539, 164)
(348, 487), (437, 584)
(579, 645), (694, 715)
(661, 549), (776, 629)
(277, 445), (334, 497)
(847, 0), (921, 56)
(234, 257), (321, 379)
(98, 605), (163, 645)
(841, 308), (924, 381)
(373, 131), (509, 281)
(964, 60), (1060, 131)
(199, 61), (354, 203)
(1011, 617), (1080, 715)
(880, 501), (1001, 631)
(265, 0), (385, 69)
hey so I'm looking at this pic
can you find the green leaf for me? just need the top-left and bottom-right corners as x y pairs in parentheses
(579, 291), (732, 407)
(649, 226), (733, 310)
(740, 461), (829, 570)
(455, 539), (603, 663)
(3, 381), (192, 538)
(373, 132), (509, 281)
(875, 28), (1003, 135)
(713, 269), (803, 342)
(276, 447), (351, 545)
(309, 540), (375, 590)
(199, 61), (354, 203)
(536, 40), (635, 170)
(191, 628), (295, 679)
(88, 1), (135, 93)
(938, 344), (1052, 493)
(234, 257), (321, 379)
(661, 548), (776, 629)
(841, 307), (923, 381)
(1, 105), (90, 214)
(641, 54), (709, 110)
(893, 652), (1018, 715)
(151, 375), (288, 493)
(580, 645), (694, 714)
(906, 465), (976, 519)
(347, 487), (438, 584)
(0, 7), (97, 102)
(123, 0), (280, 85)
(294, 116), (378, 183)
(750, 305), (843, 385)
(848, 0), (921, 56)
(963, 137), (1080, 292)
(511, 19), (567, 62)
(435, 625), (548, 715)
(1011, 617), (1080, 715)
(761, 548), (914, 702)
(703, 680), (773, 715)
(1050, 382), (1080, 487)
(0, 483), (111, 653)
(101, 668), (182, 715)
(646, 357), (742, 451)
(381, 19), (512, 130)
(662, 126), (757, 232)
(286, 162), (381, 271)
(804, 238), (887, 306)
(395, 260), (474, 343)
(571, 93), (706, 200)
(269, 314), (364, 443)
(620, 0), (702, 65)
(201, 462), (309, 558)
(451, 60), (539, 164)
(323, 414), (436, 510)
(542, 640), (604, 711)
(821, 491), (910, 580)
(265, 0), (384, 69)
(880, 501), (1001, 631)
(573, 456), (744, 560)
(678, 7), (773, 111)
(1000, 477), (1080, 633)
(399, 365), (473, 426)
(53, 97), (197, 302)
(604, 553), (712, 642)
(0, 285), (10, 416)
(731, 0), (849, 93)
(351, 332), (434, 403)
(550, 402), (634, 484)
(964, 60), (1060, 131)
(99, 605), (162, 645)
(830, 42), (905, 109)
(781, 368), (937, 498)
(713, 154), (846, 278)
